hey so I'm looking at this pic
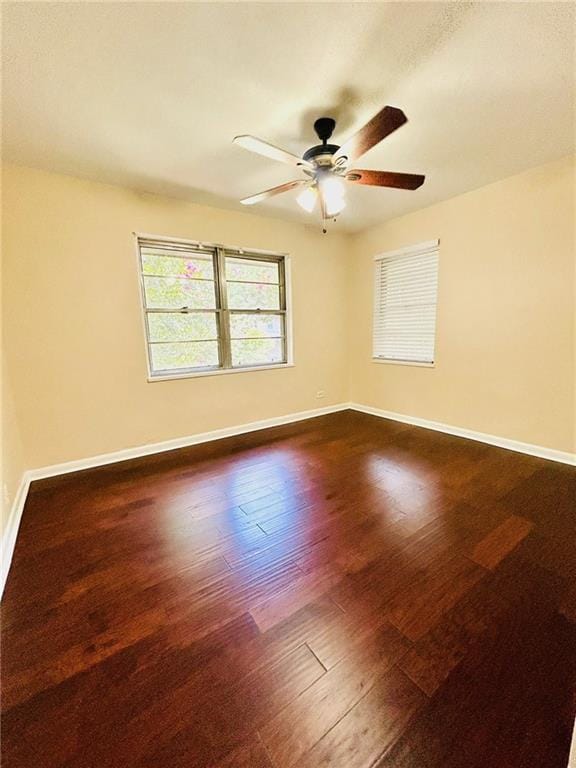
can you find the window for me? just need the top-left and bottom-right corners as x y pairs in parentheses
(373, 239), (439, 365)
(136, 235), (290, 379)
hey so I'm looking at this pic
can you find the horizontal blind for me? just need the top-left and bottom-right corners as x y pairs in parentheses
(373, 241), (439, 364)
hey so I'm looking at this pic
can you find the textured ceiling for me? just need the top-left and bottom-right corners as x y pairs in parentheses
(2, 2), (574, 232)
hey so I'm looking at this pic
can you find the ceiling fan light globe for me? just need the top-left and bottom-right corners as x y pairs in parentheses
(320, 174), (346, 216)
(325, 197), (346, 217)
(320, 175), (346, 197)
(296, 186), (317, 213)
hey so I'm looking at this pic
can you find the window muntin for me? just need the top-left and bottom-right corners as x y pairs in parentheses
(137, 238), (289, 378)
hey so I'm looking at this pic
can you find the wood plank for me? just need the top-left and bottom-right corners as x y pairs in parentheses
(469, 514), (533, 570)
(377, 566), (576, 768)
(296, 666), (426, 768)
(260, 622), (409, 767)
(249, 565), (345, 633)
(305, 605), (408, 671)
(397, 555), (562, 695)
(138, 643), (326, 767)
(385, 554), (486, 641)
(210, 739), (274, 768)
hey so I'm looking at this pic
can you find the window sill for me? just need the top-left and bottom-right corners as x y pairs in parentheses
(147, 362), (294, 382)
(372, 358), (435, 369)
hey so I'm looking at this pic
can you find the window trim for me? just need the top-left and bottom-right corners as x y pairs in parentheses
(372, 239), (439, 368)
(133, 232), (293, 381)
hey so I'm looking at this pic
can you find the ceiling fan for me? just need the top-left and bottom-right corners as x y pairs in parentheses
(233, 105), (425, 231)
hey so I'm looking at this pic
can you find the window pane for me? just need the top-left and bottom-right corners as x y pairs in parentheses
(231, 338), (284, 367)
(227, 282), (280, 310)
(144, 276), (216, 309)
(225, 257), (279, 284)
(141, 250), (214, 279)
(150, 341), (219, 372)
(148, 312), (218, 342)
(230, 313), (282, 339)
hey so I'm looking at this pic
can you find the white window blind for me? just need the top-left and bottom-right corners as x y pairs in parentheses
(373, 240), (439, 364)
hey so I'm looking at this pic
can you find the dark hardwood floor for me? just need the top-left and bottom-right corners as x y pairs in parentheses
(2, 410), (575, 767)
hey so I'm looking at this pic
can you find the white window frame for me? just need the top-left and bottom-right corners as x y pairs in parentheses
(372, 239), (439, 368)
(134, 232), (294, 381)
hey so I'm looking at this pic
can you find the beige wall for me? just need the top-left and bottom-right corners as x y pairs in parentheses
(1, 174), (27, 534)
(349, 156), (575, 453)
(2, 164), (350, 472)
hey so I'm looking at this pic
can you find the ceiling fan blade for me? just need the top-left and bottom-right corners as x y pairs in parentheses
(346, 169), (425, 190)
(336, 106), (407, 163)
(234, 135), (312, 169)
(240, 179), (307, 206)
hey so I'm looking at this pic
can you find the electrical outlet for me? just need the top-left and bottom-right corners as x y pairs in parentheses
(315, 390), (325, 399)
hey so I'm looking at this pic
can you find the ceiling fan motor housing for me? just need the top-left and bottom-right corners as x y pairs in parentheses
(303, 143), (340, 166)
(302, 117), (341, 167)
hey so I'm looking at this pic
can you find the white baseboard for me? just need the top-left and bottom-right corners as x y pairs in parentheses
(349, 402), (576, 466)
(1, 474), (32, 599)
(569, 721), (576, 768)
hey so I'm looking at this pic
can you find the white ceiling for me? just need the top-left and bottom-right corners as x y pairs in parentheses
(2, 2), (574, 233)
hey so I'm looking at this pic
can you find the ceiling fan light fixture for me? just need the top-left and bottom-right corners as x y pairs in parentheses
(296, 185), (317, 213)
(320, 174), (346, 217)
